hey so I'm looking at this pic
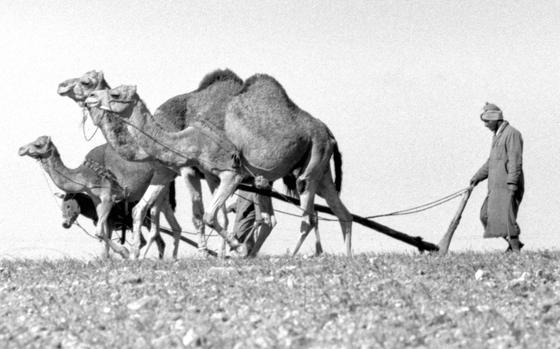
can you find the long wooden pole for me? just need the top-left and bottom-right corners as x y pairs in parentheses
(237, 184), (439, 252)
(438, 186), (473, 255)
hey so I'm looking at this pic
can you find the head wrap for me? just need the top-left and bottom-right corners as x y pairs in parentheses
(480, 102), (503, 121)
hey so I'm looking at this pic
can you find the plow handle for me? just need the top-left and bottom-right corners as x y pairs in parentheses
(438, 187), (473, 255)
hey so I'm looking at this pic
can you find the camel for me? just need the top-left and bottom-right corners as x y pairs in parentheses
(18, 137), (182, 259)
(57, 70), (242, 257)
(84, 74), (353, 256)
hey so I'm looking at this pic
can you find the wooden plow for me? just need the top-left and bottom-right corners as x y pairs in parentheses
(237, 183), (473, 254)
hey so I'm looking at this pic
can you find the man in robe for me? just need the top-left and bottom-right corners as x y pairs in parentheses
(470, 102), (525, 252)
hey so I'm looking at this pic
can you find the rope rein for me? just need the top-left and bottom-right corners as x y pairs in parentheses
(364, 187), (470, 220)
(81, 108), (99, 141)
(233, 184), (472, 224)
(44, 99), (473, 241)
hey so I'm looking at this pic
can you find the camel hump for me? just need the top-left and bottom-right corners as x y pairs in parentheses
(236, 74), (298, 110)
(196, 69), (243, 92)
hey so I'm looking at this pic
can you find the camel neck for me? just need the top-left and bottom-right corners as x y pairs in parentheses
(125, 100), (202, 169)
(40, 149), (92, 193)
(93, 105), (153, 162)
(128, 100), (240, 173)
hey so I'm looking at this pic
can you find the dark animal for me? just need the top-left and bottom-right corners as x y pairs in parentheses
(57, 182), (176, 247)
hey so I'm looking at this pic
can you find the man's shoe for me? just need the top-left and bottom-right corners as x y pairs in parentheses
(506, 238), (524, 253)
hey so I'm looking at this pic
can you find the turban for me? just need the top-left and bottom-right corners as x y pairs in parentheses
(480, 102), (503, 121)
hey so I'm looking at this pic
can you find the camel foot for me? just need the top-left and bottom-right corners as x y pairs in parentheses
(230, 243), (249, 258)
(129, 247), (140, 260)
(119, 248), (130, 260)
(139, 235), (147, 250)
(194, 248), (213, 259)
(315, 242), (324, 256)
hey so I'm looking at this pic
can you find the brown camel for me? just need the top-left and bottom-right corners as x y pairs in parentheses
(57, 70), (242, 257)
(18, 137), (182, 259)
(85, 74), (353, 256)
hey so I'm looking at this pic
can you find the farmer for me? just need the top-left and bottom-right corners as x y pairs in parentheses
(470, 102), (525, 252)
(228, 176), (276, 257)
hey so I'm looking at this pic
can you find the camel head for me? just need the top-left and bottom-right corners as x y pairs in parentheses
(58, 70), (109, 106)
(85, 85), (138, 120)
(18, 135), (56, 159)
(55, 193), (81, 228)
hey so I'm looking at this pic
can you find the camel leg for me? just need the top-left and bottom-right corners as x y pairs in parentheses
(130, 183), (167, 259)
(292, 182), (318, 256)
(317, 171), (353, 256)
(219, 213), (228, 259)
(160, 196), (183, 259)
(218, 207), (229, 258)
(96, 199), (129, 259)
(100, 225), (112, 259)
(120, 226), (126, 245)
(181, 167), (207, 253)
(203, 171), (245, 253)
(206, 175), (230, 257)
(143, 201), (166, 259)
(312, 213), (323, 256)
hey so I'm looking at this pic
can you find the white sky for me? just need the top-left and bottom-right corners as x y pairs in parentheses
(2, 1), (559, 258)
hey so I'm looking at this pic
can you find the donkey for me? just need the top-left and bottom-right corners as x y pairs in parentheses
(57, 192), (147, 248)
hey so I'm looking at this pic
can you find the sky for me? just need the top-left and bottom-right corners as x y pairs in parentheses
(1, 0), (559, 259)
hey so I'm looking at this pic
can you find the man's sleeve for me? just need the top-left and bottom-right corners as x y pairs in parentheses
(471, 159), (489, 184)
(506, 131), (523, 189)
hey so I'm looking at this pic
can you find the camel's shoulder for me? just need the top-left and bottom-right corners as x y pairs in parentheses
(85, 144), (109, 164)
(154, 93), (189, 130)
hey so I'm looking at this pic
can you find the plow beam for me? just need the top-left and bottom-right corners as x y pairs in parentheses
(237, 184), (439, 252)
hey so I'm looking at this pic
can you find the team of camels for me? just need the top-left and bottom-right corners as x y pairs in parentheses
(18, 69), (353, 259)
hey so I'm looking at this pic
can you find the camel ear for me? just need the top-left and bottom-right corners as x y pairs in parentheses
(130, 85), (137, 95)
(54, 192), (65, 199)
(99, 71), (104, 80)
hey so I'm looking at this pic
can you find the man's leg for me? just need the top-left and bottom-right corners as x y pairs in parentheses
(232, 211), (256, 254)
(249, 223), (272, 257)
(507, 196), (523, 252)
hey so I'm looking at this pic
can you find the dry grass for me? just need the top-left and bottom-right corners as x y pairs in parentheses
(1, 251), (559, 348)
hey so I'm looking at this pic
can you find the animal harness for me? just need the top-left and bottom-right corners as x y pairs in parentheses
(82, 158), (128, 202)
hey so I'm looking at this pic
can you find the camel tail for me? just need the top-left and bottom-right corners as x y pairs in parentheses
(168, 180), (177, 211)
(333, 142), (343, 193)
